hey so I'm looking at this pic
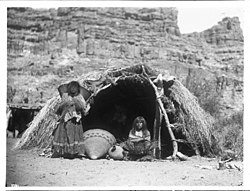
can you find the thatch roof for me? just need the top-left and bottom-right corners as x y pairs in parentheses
(15, 64), (215, 157)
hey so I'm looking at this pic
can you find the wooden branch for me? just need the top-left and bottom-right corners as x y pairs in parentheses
(142, 66), (178, 158)
(153, 101), (162, 159)
(157, 107), (162, 158)
(166, 151), (189, 161)
(86, 75), (122, 103)
(158, 99), (178, 158)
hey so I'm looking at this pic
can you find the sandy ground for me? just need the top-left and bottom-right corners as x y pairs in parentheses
(6, 138), (243, 187)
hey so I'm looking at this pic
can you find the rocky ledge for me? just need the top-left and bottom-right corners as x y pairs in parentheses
(7, 7), (243, 116)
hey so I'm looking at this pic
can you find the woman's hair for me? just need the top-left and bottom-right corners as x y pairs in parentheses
(131, 116), (148, 134)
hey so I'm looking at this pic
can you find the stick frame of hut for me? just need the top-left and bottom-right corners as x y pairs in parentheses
(14, 64), (215, 159)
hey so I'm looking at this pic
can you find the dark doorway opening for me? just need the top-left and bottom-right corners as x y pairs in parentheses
(7, 104), (41, 138)
(84, 76), (156, 142)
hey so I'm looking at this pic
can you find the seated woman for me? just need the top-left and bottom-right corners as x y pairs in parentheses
(121, 116), (153, 158)
(52, 81), (90, 159)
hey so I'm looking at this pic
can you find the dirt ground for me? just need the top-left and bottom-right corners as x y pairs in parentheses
(6, 138), (243, 187)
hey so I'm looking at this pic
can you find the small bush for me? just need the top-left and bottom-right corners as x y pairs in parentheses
(213, 111), (243, 160)
(185, 74), (243, 160)
(185, 75), (221, 117)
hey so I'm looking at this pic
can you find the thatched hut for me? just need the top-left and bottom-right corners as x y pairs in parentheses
(15, 64), (216, 158)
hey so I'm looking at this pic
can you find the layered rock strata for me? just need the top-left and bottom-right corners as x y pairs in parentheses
(7, 7), (243, 116)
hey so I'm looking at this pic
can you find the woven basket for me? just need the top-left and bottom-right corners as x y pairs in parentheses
(83, 129), (116, 159)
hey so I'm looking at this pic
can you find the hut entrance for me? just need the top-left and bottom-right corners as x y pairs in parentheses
(7, 103), (42, 138)
(84, 75), (157, 142)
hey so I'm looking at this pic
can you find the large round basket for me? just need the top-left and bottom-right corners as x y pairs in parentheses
(83, 129), (116, 160)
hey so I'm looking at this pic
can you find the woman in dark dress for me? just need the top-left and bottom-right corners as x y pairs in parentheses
(52, 81), (89, 158)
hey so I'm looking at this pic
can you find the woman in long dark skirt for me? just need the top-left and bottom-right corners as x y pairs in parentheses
(52, 81), (89, 159)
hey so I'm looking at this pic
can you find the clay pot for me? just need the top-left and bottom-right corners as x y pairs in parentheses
(83, 129), (116, 160)
(108, 145), (125, 160)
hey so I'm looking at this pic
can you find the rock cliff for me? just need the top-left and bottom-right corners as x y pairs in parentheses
(7, 7), (243, 116)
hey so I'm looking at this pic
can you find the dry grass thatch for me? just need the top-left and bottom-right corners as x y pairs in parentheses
(14, 64), (215, 156)
(14, 96), (60, 150)
(167, 80), (214, 155)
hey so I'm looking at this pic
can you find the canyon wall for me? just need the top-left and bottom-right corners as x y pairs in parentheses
(7, 7), (243, 116)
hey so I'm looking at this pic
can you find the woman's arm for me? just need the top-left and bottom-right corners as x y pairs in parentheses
(129, 130), (144, 142)
(143, 130), (151, 141)
(56, 96), (73, 115)
(72, 94), (87, 114)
